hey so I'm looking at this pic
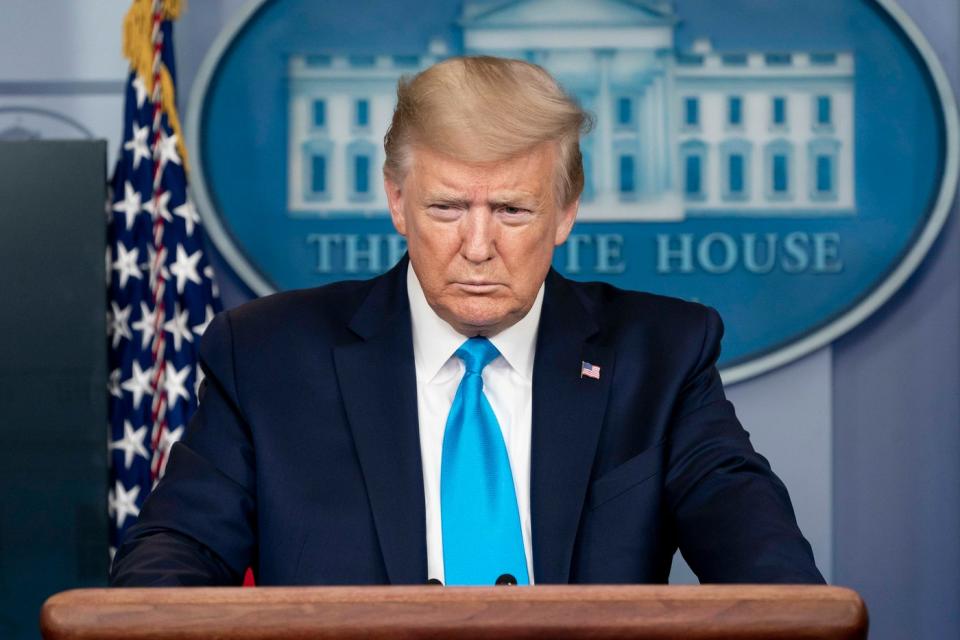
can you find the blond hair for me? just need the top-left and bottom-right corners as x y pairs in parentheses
(383, 56), (592, 206)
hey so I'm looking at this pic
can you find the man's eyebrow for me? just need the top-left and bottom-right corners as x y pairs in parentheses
(421, 190), (542, 207)
(422, 191), (468, 205)
(489, 192), (543, 208)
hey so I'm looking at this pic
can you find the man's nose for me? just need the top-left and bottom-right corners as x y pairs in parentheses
(459, 208), (496, 264)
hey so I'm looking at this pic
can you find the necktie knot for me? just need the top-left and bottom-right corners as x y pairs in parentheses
(455, 337), (500, 375)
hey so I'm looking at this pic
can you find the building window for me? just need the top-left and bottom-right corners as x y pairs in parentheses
(619, 155), (636, 194)
(808, 138), (840, 201)
(301, 139), (333, 202)
(354, 155), (370, 194)
(393, 54), (420, 67)
(815, 95), (832, 128)
(305, 54), (332, 67)
(676, 53), (704, 66)
(355, 99), (370, 128)
(312, 100), (326, 128)
(727, 96), (743, 127)
(816, 155), (832, 192)
(683, 97), (699, 128)
(729, 154), (745, 193)
(721, 140), (751, 201)
(765, 53), (792, 66)
(764, 140), (793, 200)
(680, 140), (707, 200)
(773, 155), (789, 192)
(347, 141), (376, 202)
(617, 97), (634, 126)
(685, 155), (702, 196)
(614, 139), (640, 199)
(349, 54), (376, 67)
(772, 96), (787, 127)
(721, 53), (748, 67)
(311, 155), (327, 194)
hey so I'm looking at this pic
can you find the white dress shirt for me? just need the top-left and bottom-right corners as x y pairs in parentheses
(407, 263), (543, 585)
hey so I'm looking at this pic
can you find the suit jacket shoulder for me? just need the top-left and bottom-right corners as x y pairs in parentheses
(560, 276), (723, 383)
(567, 278), (717, 330)
(221, 277), (375, 347)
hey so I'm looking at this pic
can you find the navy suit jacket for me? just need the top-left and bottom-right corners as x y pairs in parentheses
(111, 257), (823, 586)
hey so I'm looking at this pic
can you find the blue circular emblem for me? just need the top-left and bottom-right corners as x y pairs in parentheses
(188, 0), (958, 382)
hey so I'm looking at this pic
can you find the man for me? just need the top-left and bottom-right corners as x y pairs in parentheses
(111, 56), (823, 586)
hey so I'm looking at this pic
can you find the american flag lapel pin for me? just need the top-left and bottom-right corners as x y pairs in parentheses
(580, 361), (601, 380)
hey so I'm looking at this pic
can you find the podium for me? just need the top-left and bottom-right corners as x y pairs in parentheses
(41, 585), (867, 639)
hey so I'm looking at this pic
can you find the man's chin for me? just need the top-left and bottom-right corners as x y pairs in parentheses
(444, 309), (514, 337)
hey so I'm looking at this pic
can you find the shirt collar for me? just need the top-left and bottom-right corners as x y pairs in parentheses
(407, 262), (544, 383)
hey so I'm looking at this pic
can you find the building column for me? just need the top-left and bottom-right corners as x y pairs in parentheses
(643, 75), (658, 197)
(660, 51), (678, 193)
(595, 49), (615, 205)
(652, 72), (667, 194)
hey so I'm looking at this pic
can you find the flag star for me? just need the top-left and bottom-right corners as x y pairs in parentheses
(142, 189), (173, 223)
(109, 480), (141, 528)
(131, 301), (157, 351)
(108, 302), (133, 348)
(156, 423), (185, 477)
(173, 199), (200, 236)
(107, 368), (123, 398)
(112, 181), (142, 231)
(164, 304), (194, 352)
(204, 265), (220, 298)
(123, 123), (151, 170)
(110, 420), (150, 469)
(111, 243), (142, 288)
(121, 360), (154, 410)
(132, 74), (148, 109)
(158, 424), (185, 459)
(157, 130), (181, 167)
(193, 305), (215, 337)
(170, 245), (203, 294)
(163, 362), (192, 407)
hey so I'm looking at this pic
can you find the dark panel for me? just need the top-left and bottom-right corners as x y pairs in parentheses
(0, 140), (108, 640)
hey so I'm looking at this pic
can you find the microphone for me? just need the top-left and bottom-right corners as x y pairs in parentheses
(495, 573), (517, 586)
(426, 578), (443, 586)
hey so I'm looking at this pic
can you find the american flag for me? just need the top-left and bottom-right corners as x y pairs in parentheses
(580, 361), (601, 380)
(106, 0), (221, 556)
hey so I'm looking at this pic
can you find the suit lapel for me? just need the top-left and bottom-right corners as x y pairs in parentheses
(531, 271), (614, 583)
(333, 258), (427, 584)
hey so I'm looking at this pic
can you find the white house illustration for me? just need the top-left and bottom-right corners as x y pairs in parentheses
(287, 0), (855, 221)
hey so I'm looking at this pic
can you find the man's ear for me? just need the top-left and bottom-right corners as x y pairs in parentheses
(554, 197), (579, 246)
(384, 175), (407, 236)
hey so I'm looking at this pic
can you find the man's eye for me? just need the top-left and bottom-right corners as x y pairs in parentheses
(501, 206), (528, 215)
(427, 204), (461, 219)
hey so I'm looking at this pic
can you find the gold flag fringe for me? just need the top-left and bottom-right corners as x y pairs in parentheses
(122, 0), (189, 172)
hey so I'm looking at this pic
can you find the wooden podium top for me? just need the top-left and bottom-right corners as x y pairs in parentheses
(41, 584), (867, 640)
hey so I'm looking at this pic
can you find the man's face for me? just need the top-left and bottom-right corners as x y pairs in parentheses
(385, 143), (578, 336)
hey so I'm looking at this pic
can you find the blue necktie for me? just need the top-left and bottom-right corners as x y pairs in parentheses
(441, 337), (529, 586)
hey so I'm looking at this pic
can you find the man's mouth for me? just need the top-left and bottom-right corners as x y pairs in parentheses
(454, 281), (502, 294)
